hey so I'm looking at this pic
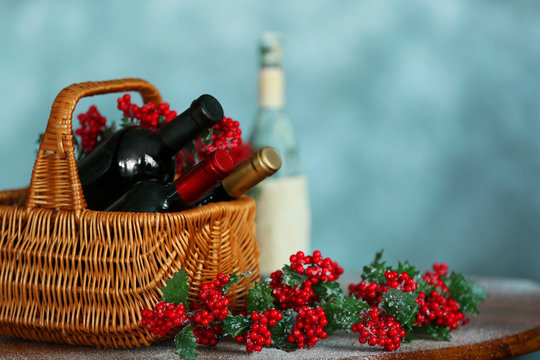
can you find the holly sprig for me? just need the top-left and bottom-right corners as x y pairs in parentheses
(141, 250), (486, 359)
(162, 270), (190, 306)
(350, 251), (487, 341)
(175, 326), (199, 360)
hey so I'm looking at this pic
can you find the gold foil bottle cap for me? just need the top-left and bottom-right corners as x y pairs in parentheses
(251, 146), (282, 175)
(222, 147), (282, 199)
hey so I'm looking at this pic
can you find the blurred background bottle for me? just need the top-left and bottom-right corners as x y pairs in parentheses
(249, 32), (311, 276)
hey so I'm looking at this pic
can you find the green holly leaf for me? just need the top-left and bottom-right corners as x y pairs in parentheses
(423, 324), (452, 341)
(199, 128), (214, 146)
(162, 269), (190, 306)
(373, 250), (384, 263)
(280, 265), (306, 287)
(36, 132), (44, 145)
(158, 115), (167, 127)
(35, 132), (45, 156)
(223, 315), (251, 338)
(396, 261), (420, 279)
(380, 288), (418, 327)
(103, 122), (117, 138)
(246, 282), (275, 313)
(362, 250), (388, 283)
(312, 281), (345, 302)
(402, 327), (415, 343)
(222, 271), (252, 296)
(443, 273), (487, 314)
(320, 295), (369, 335)
(416, 278), (437, 295)
(270, 310), (297, 351)
(120, 117), (137, 128)
(174, 326), (199, 360)
(183, 139), (197, 156)
(72, 131), (80, 153)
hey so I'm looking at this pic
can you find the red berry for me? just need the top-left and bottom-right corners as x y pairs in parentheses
(351, 307), (406, 351)
(236, 309), (283, 353)
(141, 301), (188, 336)
(287, 306), (328, 349)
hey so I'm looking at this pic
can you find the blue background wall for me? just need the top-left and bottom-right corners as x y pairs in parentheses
(1, 0), (540, 290)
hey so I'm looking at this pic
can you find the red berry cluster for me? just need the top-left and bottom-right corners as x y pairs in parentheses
(141, 301), (188, 336)
(349, 270), (418, 307)
(349, 281), (380, 307)
(75, 105), (107, 153)
(117, 94), (177, 129)
(423, 263), (449, 291)
(202, 116), (243, 154)
(269, 270), (317, 311)
(289, 250), (344, 284)
(385, 270), (418, 292)
(138, 254), (485, 357)
(189, 274), (231, 346)
(193, 325), (223, 346)
(413, 290), (467, 330)
(176, 115), (248, 175)
(351, 307), (406, 351)
(287, 306), (328, 348)
(234, 309), (284, 353)
(190, 273), (231, 326)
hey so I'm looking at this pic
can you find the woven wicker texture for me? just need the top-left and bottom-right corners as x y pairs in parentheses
(0, 79), (260, 348)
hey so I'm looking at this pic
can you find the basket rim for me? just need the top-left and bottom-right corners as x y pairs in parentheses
(0, 186), (255, 216)
(0, 186), (254, 217)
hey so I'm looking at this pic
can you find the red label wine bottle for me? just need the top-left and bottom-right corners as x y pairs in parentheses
(192, 146), (281, 208)
(106, 149), (234, 213)
(77, 94), (223, 210)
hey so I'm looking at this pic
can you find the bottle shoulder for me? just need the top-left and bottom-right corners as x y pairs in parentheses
(106, 179), (170, 212)
(253, 108), (291, 124)
(77, 128), (127, 184)
(251, 109), (296, 144)
(250, 109), (303, 177)
(116, 128), (175, 182)
(117, 128), (162, 155)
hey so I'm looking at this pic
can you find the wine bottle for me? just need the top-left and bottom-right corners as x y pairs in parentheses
(77, 94), (223, 210)
(249, 32), (311, 276)
(192, 146), (281, 207)
(106, 149), (234, 213)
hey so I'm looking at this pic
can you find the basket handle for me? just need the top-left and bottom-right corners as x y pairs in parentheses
(26, 78), (163, 211)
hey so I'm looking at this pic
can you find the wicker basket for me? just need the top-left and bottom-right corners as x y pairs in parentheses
(0, 78), (260, 348)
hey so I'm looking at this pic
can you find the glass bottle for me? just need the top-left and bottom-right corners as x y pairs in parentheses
(106, 149), (234, 213)
(192, 146), (281, 207)
(77, 94), (223, 210)
(249, 32), (311, 276)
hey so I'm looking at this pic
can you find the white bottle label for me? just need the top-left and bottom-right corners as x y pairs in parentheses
(258, 67), (284, 109)
(252, 175), (311, 276)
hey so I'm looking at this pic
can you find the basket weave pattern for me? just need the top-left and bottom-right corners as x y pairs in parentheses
(0, 79), (260, 348)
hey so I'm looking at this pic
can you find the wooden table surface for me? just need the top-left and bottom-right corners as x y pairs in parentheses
(1, 276), (540, 359)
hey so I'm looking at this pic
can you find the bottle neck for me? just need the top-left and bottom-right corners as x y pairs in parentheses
(157, 108), (200, 154)
(158, 94), (223, 154)
(222, 164), (263, 199)
(258, 66), (284, 110)
(172, 149), (234, 205)
(222, 147), (281, 198)
(164, 182), (188, 211)
(193, 184), (231, 208)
